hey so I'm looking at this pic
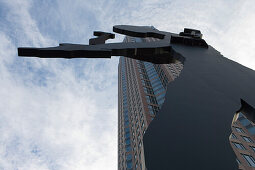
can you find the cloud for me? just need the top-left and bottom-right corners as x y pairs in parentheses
(1, 0), (55, 47)
(0, 0), (117, 169)
(87, 0), (255, 69)
(0, 41), (118, 170)
(209, 0), (255, 69)
(0, 0), (255, 170)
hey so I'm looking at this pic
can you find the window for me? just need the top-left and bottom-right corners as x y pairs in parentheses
(157, 98), (165, 106)
(147, 69), (156, 76)
(126, 160), (133, 169)
(232, 142), (246, 150)
(236, 158), (241, 165)
(136, 126), (139, 133)
(144, 87), (154, 95)
(125, 138), (131, 145)
(146, 95), (157, 105)
(240, 118), (251, 127)
(154, 90), (165, 97)
(242, 136), (254, 143)
(133, 143), (136, 151)
(156, 93), (166, 101)
(126, 144), (131, 152)
(126, 154), (132, 161)
(235, 127), (245, 133)
(250, 146), (255, 152)
(231, 133), (237, 139)
(153, 84), (164, 91)
(147, 72), (157, 78)
(151, 77), (160, 85)
(124, 121), (129, 126)
(139, 141), (142, 148)
(242, 154), (255, 167)
(247, 126), (255, 135)
(125, 131), (130, 138)
(149, 74), (158, 81)
(238, 113), (244, 118)
(148, 105), (159, 115)
(124, 116), (129, 121)
(148, 111), (153, 116)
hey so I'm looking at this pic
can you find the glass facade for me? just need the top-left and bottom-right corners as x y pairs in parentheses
(118, 36), (183, 170)
(242, 154), (255, 167)
(230, 110), (255, 169)
(232, 142), (246, 150)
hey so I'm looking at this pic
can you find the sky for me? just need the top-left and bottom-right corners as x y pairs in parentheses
(0, 0), (255, 169)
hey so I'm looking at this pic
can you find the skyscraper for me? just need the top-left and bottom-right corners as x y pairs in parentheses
(230, 100), (255, 169)
(118, 36), (183, 170)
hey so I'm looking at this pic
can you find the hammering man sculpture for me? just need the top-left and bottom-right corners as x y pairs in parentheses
(18, 25), (255, 169)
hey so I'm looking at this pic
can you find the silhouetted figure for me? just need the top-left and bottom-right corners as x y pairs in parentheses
(18, 25), (255, 170)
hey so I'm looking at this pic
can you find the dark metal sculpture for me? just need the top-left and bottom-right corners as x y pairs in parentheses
(18, 25), (255, 169)
(89, 31), (115, 45)
(18, 25), (203, 64)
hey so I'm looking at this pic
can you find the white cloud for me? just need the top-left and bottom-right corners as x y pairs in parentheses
(208, 0), (255, 69)
(0, 42), (118, 170)
(0, 44), (118, 170)
(2, 0), (55, 47)
(92, 0), (255, 69)
(0, 0), (117, 170)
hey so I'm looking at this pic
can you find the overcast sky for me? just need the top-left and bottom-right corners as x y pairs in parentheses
(0, 0), (255, 169)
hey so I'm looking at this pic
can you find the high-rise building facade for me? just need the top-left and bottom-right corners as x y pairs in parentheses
(230, 101), (255, 170)
(118, 36), (183, 170)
